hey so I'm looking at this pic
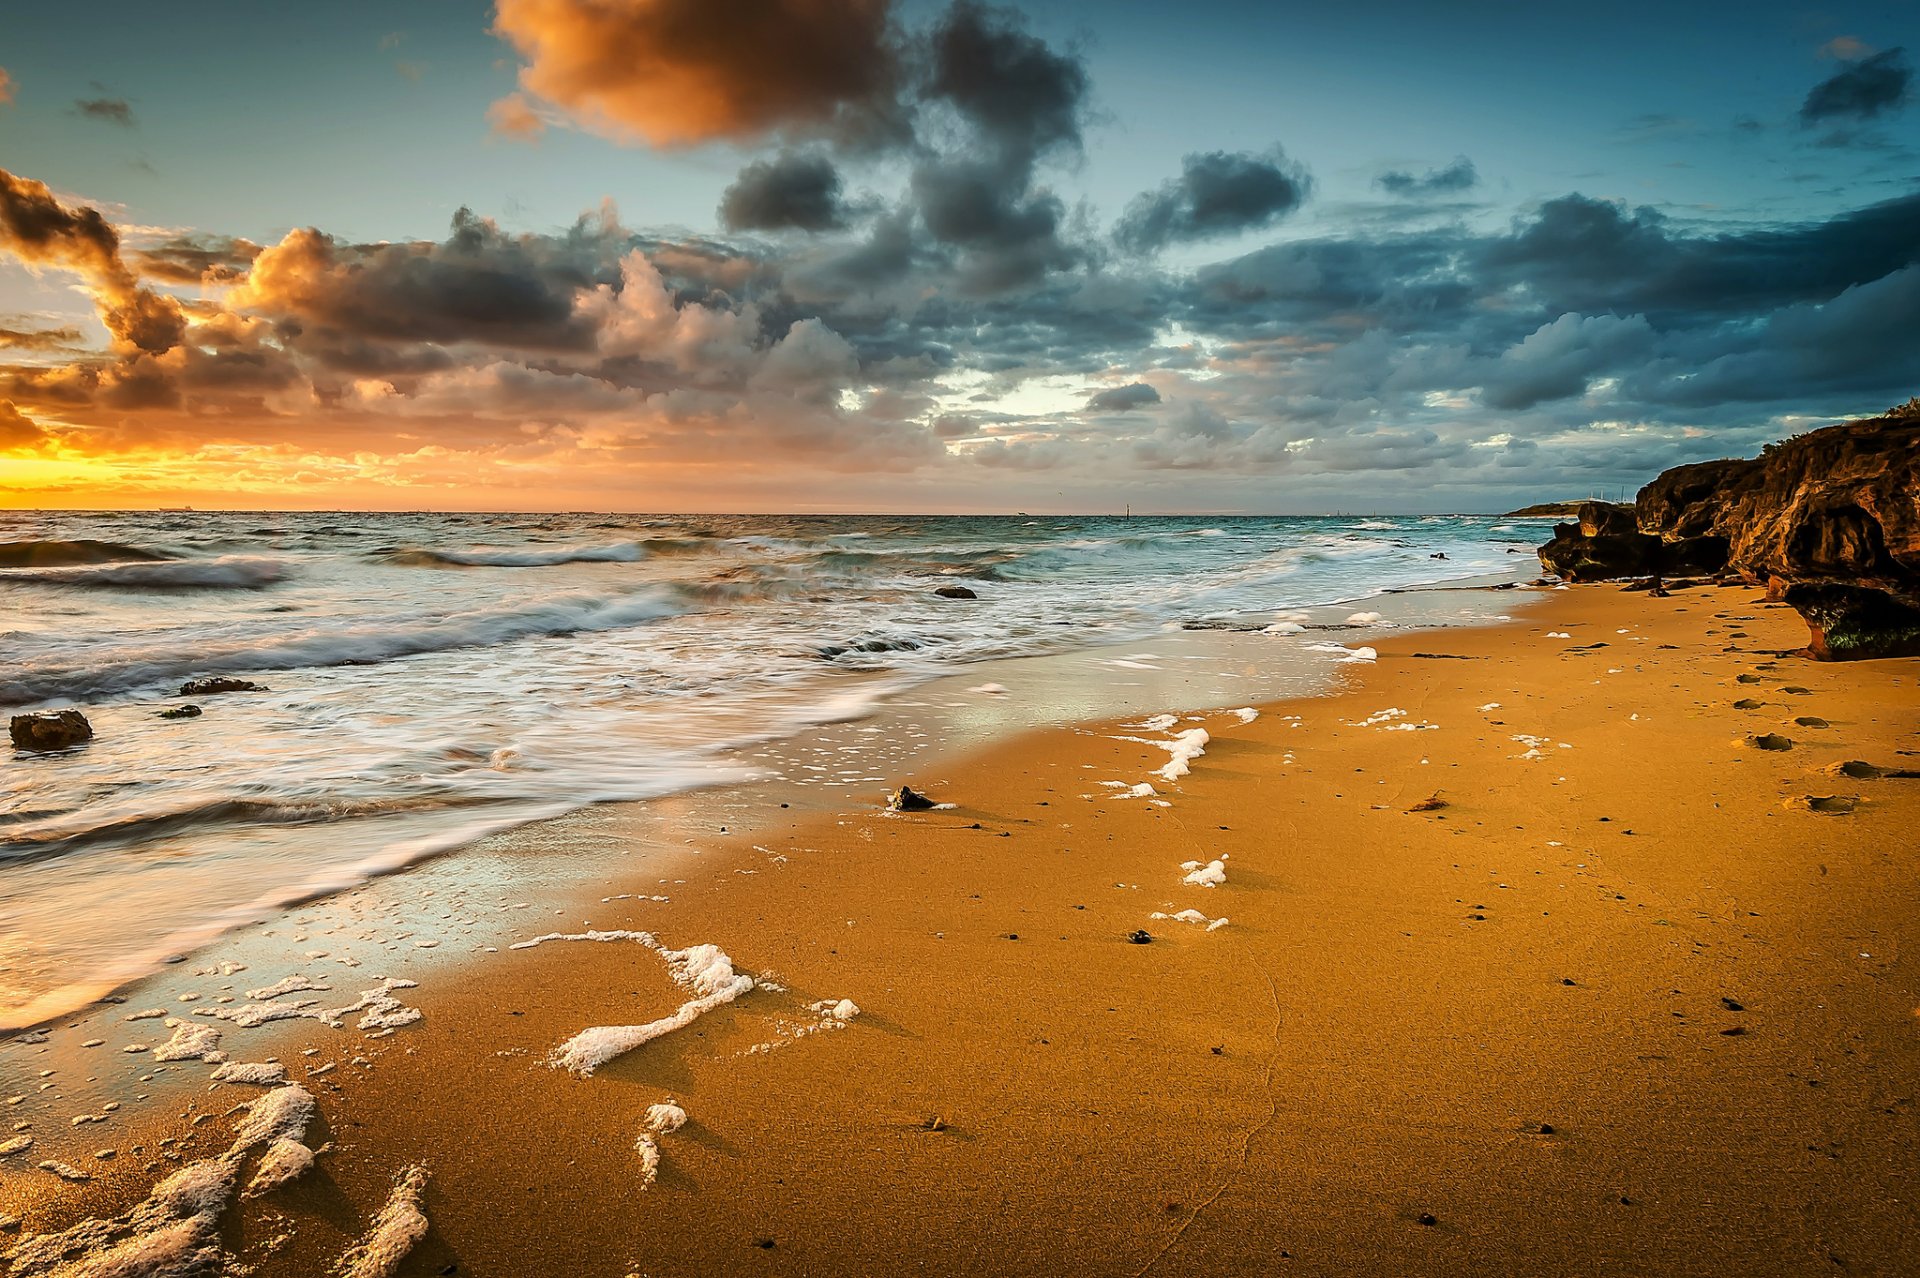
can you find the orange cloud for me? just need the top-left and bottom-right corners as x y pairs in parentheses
(486, 91), (546, 141)
(490, 0), (898, 146)
(0, 68), (14, 106)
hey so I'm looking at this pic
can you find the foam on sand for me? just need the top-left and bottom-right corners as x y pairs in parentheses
(1306, 642), (1377, 662)
(245, 1137), (315, 1198)
(1150, 908), (1228, 930)
(545, 937), (756, 1077)
(1181, 860), (1228, 887)
(210, 1061), (288, 1087)
(7, 1154), (239, 1276)
(1346, 611), (1386, 625)
(246, 974), (331, 1001)
(154, 1019), (225, 1062)
(636, 1101), (688, 1186)
(1151, 728), (1211, 782)
(233, 1083), (316, 1150)
(335, 1165), (430, 1278)
(1228, 708), (1260, 724)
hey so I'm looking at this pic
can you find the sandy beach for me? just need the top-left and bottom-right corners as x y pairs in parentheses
(7, 578), (1916, 1277)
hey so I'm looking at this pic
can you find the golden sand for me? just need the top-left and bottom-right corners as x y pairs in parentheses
(8, 582), (1918, 1276)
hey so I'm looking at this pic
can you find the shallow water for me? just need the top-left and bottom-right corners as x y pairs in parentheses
(0, 511), (1544, 1025)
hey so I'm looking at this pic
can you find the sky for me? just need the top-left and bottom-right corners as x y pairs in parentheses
(0, 0), (1916, 513)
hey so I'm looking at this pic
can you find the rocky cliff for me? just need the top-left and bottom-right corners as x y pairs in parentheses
(1538, 404), (1919, 659)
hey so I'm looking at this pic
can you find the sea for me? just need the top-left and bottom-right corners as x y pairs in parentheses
(0, 510), (1545, 1027)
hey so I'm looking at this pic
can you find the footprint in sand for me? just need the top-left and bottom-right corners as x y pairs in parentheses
(1735, 673), (1765, 685)
(1824, 760), (1920, 781)
(1794, 716), (1829, 729)
(1732, 698), (1765, 710)
(1743, 733), (1793, 752)
(1783, 686), (1812, 695)
(1784, 795), (1858, 815)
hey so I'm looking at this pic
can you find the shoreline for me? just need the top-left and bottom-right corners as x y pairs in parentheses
(0, 566), (1532, 1032)
(6, 579), (1917, 1275)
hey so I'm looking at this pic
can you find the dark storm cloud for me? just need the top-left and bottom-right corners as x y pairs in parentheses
(1376, 157), (1478, 197)
(1478, 190), (1920, 324)
(903, 3), (1096, 294)
(924, 1), (1086, 172)
(720, 152), (849, 232)
(233, 207), (608, 353)
(1114, 150), (1311, 254)
(73, 97), (135, 127)
(1087, 382), (1160, 411)
(1800, 48), (1911, 123)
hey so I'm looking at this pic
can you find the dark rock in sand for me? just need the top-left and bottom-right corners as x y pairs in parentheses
(157, 705), (203, 720)
(10, 709), (93, 753)
(1782, 582), (1920, 662)
(1636, 409), (1920, 659)
(1128, 930), (1153, 944)
(1537, 503), (1729, 583)
(932, 585), (977, 600)
(1537, 503), (1665, 582)
(887, 785), (936, 812)
(179, 677), (267, 696)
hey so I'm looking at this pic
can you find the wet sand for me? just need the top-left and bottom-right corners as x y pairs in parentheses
(7, 581), (1919, 1276)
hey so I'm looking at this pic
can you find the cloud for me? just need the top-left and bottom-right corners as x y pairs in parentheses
(720, 152), (848, 232)
(1481, 312), (1654, 410)
(74, 97), (135, 127)
(1377, 157), (1478, 197)
(1087, 381), (1161, 411)
(0, 68), (13, 106)
(0, 167), (183, 354)
(486, 92), (546, 141)
(227, 209), (604, 353)
(0, 401), (47, 450)
(1818, 36), (1874, 61)
(0, 323), (83, 352)
(1800, 47), (1911, 123)
(1115, 149), (1311, 253)
(130, 234), (261, 285)
(489, 0), (900, 147)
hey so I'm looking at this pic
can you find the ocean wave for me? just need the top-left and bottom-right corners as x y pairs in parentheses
(0, 588), (687, 705)
(379, 541), (645, 568)
(0, 556), (289, 589)
(0, 538), (175, 568)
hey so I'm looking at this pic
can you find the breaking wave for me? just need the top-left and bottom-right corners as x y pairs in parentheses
(0, 556), (289, 590)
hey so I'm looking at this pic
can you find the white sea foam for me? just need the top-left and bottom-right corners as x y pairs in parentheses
(246, 974), (330, 1001)
(635, 1102), (689, 1186)
(1346, 611), (1386, 625)
(1262, 622), (1306, 634)
(245, 1137), (315, 1197)
(548, 940), (755, 1076)
(1307, 642), (1377, 662)
(336, 1166), (430, 1278)
(1181, 860), (1228, 887)
(1152, 728), (1211, 782)
(154, 1019), (225, 1062)
(1228, 707), (1259, 724)
(233, 1084), (316, 1150)
(1126, 713), (1181, 733)
(1, 556), (290, 591)
(210, 1061), (288, 1087)
(391, 541), (643, 568)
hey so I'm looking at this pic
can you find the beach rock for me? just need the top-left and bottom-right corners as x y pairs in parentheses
(10, 709), (93, 753)
(178, 677), (268, 696)
(1537, 504), (1664, 582)
(158, 704), (203, 720)
(886, 785), (936, 812)
(1128, 930), (1153, 945)
(933, 585), (977, 599)
(1635, 408), (1920, 659)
